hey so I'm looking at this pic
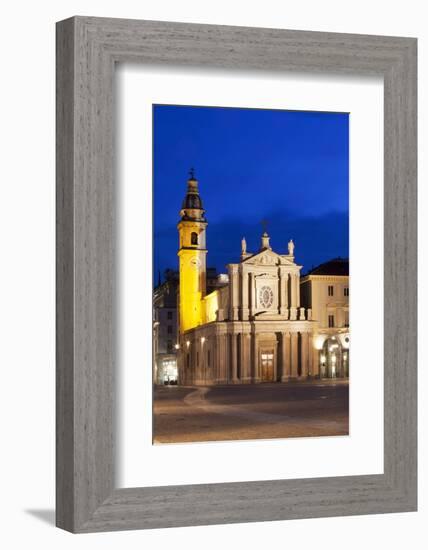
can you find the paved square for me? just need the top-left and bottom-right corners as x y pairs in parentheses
(153, 380), (349, 443)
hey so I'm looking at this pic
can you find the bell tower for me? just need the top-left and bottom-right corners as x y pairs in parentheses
(177, 169), (208, 333)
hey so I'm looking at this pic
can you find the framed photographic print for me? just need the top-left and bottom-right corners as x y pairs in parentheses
(56, 16), (417, 532)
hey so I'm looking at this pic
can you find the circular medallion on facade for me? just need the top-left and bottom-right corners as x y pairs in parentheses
(259, 285), (274, 309)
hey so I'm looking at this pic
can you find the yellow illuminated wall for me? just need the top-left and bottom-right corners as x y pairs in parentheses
(203, 290), (219, 324)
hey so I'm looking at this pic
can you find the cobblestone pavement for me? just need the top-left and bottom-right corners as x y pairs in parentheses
(153, 380), (349, 443)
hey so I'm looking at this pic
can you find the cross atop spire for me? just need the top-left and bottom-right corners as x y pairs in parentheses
(180, 169), (205, 222)
(261, 218), (269, 234)
(260, 219), (271, 249)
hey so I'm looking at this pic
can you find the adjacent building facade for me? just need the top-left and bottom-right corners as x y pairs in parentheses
(300, 259), (350, 378)
(153, 270), (179, 384)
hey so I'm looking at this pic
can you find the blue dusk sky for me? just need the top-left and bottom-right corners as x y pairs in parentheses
(153, 104), (349, 283)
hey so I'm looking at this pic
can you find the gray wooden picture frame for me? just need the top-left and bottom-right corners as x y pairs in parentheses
(56, 16), (417, 533)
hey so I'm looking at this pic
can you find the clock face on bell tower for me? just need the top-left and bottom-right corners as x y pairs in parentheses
(189, 257), (201, 269)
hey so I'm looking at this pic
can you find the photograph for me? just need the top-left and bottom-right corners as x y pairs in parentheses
(152, 104), (350, 444)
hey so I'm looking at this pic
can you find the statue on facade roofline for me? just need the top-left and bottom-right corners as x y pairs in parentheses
(241, 236), (247, 255)
(288, 239), (295, 256)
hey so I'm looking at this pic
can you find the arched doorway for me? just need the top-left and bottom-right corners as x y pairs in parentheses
(320, 336), (349, 379)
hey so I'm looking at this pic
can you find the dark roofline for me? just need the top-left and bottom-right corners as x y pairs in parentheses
(303, 257), (349, 277)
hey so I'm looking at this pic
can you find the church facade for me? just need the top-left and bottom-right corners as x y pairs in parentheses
(176, 172), (324, 385)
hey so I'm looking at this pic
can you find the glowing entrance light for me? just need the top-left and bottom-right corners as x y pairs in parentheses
(162, 358), (178, 384)
(314, 335), (324, 350)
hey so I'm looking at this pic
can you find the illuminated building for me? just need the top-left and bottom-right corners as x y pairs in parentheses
(153, 267), (229, 384)
(153, 270), (179, 384)
(176, 172), (333, 385)
(300, 259), (350, 378)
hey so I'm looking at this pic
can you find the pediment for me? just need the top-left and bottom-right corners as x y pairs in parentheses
(243, 249), (294, 266)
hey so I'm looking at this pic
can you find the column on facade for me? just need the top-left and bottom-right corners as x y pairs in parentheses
(229, 265), (239, 321)
(188, 340), (194, 385)
(300, 332), (309, 378)
(295, 272), (300, 308)
(281, 332), (291, 382)
(312, 347), (320, 378)
(308, 334), (314, 376)
(290, 273), (297, 320)
(206, 338), (212, 384)
(240, 333), (251, 382)
(212, 332), (219, 383)
(290, 273), (297, 308)
(202, 338), (206, 383)
(241, 267), (249, 321)
(274, 338), (279, 382)
(194, 339), (199, 384)
(195, 339), (202, 384)
(220, 333), (228, 383)
(252, 333), (260, 382)
(279, 268), (289, 317)
(249, 272), (255, 317)
(230, 333), (239, 383)
(290, 332), (298, 378)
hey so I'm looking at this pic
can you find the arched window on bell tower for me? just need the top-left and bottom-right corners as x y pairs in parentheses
(191, 232), (198, 246)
